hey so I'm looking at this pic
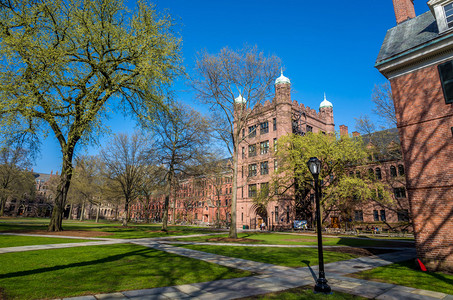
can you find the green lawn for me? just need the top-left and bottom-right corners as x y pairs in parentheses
(0, 244), (252, 300)
(0, 218), (223, 239)
(239, 286), (367, 299)
(180, 244), (360, 267)
(174, 232), (414, 248)
(0, 235), (94, 248)
(350, 260), (453, 295)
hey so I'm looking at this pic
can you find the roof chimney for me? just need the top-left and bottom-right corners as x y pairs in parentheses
(339, 125), (349, 137)
(352, 131), (361, 137)
(392, 0), (416, 24)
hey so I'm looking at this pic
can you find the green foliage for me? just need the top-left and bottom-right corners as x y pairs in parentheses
(0, 0), (182, 230)
(274, 132), (393, 221)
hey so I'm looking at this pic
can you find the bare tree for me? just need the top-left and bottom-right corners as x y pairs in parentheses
(191, 45), (280, 238)
(371, 82), (397, 127)
(0, 144), (34, 216)
(151, 103), (212, 231)
(101, 132), (154, 226)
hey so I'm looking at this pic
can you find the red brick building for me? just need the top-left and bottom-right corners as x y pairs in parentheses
(376, 0), (453, 270)
(235, 72), (335, 230)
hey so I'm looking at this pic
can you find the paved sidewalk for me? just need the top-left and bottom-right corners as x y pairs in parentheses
(1, 232), (451, 299)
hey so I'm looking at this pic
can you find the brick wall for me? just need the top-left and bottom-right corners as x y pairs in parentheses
(390, 64), (453, 271)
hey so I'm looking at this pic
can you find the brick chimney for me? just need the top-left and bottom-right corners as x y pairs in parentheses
(352, 131), (360, 137)
(392, 0), (416, 24)
(339, 125), (348, 137)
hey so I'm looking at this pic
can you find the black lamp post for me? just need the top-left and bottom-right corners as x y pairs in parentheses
(307, 157), (331, 294)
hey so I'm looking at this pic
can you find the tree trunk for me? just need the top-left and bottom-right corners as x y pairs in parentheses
(0, 196), (6, 216)
(229, 145), (239, 238)
(48, 159), (73, 231)
(122, 200), (129, 226)
(96, 203), (100, 223)
(171, 196), (177, 225)
(162, 195), (169, 231)
(79, 201), (85, 221)
(68, 203), (73, 220)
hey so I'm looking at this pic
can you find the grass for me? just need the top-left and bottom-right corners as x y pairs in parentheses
(350, 259), (453, 295)
(180, 244), (360, 267)
(239, 286), (367, 299)
(0, 235), (94, 248)
(174, 232), (414, 248)
(0, 244), (252, 300)
(0, 217), (223, 239)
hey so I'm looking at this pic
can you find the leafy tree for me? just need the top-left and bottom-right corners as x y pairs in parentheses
(136, 165), (166, 223)
(151, 103), (212, 231)
(274, 132), (392, 226)
(192, 45), (280, 238)
(101, 132), (154, 226)
(0, 144), (34, 216)
(0, 0), (181, 231)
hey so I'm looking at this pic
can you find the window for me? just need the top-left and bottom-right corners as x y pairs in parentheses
(242, 147), (245, 158)
(397, 209), (409, 222)
(273, 118), (277, 131)
(260, 121), (269, 134)
(260, 161), (269, 175)
(248, 164), (257, 177)
(292, 119), (298, 133)
(249, 125), (257, 137)
(355, 171), (361, 178)
(438, 59), (453, 104)
(260, 140), (269, 154)
(354, 210), (364, 221)
(286, 206), (290, 223)
(380, 210), (386, 221)
(241, 212), (243, 221)
(394, 187), (407, 198)
(248, 184), (257, 197)
(306, 125), (313, 132)
(373, 210), (379, 221)
(375, 168), (382, 180)
(248, 144), (256, 157)
(368, 168), (374, 179)
(398, 164), (405, 176)
(242, 166), (244, 178)
(390, 165), (397, 177)
(273, 138), (277, 152)
(261, 182), (269, 196)
(275, 206), (279, 222)
(242, 128), (245, 138)
(444, 3), (453, 29)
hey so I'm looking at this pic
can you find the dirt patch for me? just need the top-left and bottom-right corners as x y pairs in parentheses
(206, 237), (263, 243)
(283, 239), (317, 243)
(5, 230), (113, 238)
(326, 247), (395, 256)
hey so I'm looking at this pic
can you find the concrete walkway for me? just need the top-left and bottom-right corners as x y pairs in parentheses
(1, 232), (451, 299)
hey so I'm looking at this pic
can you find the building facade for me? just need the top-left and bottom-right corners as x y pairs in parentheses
(376, 0), (453, 270)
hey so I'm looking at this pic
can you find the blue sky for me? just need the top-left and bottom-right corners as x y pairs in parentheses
(33, 0), (430, 174)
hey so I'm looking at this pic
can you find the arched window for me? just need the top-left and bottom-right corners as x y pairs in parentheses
(390, 165), (397, 177)
(368, 168), (374, 179)
(349, 171), (354, 177)
(398, 164), (405, 176)
(356, 171), (361, 178)
(375, 168), (382, 180)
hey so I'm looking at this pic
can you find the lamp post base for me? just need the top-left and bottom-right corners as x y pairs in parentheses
(314, 278), (331, 294)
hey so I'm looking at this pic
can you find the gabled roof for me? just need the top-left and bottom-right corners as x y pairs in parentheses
(376, 11), (440, 65)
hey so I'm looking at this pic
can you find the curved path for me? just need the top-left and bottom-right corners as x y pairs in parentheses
(0, 232), (450, 300)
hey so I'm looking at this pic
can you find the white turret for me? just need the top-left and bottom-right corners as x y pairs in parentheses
(275, 70), (291, 85)
(234, 93), (246, 104)
(320, 93), (333, 108)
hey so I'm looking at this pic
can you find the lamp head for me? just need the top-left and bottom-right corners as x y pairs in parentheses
(307, 157), (321, 176)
